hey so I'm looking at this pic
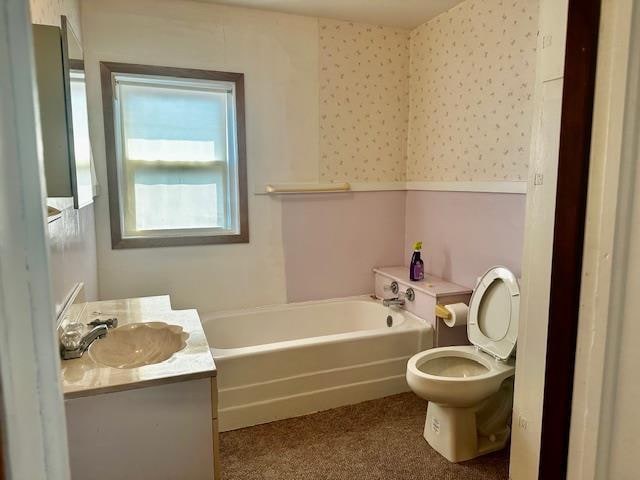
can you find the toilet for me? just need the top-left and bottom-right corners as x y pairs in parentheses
(406, 266), (519, 463)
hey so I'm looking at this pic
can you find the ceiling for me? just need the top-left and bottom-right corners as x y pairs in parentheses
(201, 0), (465, 29)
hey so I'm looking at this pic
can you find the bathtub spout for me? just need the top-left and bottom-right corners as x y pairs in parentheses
(383, 297), (405, 307)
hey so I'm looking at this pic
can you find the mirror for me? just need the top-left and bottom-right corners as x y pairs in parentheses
(62, 16), (96, 208)
(32, 16), (96, 214)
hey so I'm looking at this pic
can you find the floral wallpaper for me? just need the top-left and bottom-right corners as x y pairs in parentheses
(406, 0), (538, 181)
(319, 19), (410, 183)
(33, 0), (537, 185)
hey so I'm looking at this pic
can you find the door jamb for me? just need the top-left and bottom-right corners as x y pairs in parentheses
(538, 0), (603, 478)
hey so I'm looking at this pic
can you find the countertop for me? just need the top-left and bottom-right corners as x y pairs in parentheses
(373, 266), (472, 297)
(61, 295), (216, 399)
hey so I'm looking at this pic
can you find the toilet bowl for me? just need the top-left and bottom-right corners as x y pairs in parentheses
(406, 266), (519, 463)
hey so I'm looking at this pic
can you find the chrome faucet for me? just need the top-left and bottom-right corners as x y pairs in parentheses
(60, 324), (109, 360)
(382, 283), (416, 307)
(383, 297), (405, 307)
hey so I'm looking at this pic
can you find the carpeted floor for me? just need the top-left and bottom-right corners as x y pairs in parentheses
(219, 393), (510, 480)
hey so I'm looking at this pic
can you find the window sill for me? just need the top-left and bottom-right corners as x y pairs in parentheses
(112, 231), (249, 249)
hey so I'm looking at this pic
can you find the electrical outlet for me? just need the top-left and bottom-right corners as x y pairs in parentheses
(534, 173), (544, 185)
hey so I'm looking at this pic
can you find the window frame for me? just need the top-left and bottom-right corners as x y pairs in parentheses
(100, 61), (249, 249)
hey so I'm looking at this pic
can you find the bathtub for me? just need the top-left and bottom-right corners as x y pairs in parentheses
(201, 295), (432, 431)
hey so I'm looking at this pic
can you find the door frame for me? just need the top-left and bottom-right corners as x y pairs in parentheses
(538, 0), (602, 478)
(564, 0), (640, 477)
(0, 0), (71, 478)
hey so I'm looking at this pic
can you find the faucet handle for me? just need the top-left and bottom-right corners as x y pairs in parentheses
(88, 315), (118, 329)
(60, 322), (84, 350)
(384, 281), (400, 295)
(403, 287), (415, 302)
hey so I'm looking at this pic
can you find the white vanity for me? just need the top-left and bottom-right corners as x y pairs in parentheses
(60, 295), (220, 480)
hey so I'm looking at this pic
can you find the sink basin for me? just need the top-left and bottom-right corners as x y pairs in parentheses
(89, 322), (189, 369)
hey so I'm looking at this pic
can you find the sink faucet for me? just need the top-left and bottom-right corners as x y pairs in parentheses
(60, 324), (109, 360)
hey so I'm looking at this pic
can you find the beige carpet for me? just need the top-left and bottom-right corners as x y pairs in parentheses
(219, 393), (510, 480)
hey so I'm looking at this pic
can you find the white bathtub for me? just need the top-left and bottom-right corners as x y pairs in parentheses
(201, 295), (432, 431)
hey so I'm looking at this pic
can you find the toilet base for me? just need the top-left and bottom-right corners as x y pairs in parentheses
(423, 402), (511, 463)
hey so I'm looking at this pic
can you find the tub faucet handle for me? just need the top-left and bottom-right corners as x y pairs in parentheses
(403, 288), (415, 302)
(384, 281), (399, 295)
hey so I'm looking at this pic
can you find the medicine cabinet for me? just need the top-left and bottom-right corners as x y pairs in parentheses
(33, 16), (96, 210)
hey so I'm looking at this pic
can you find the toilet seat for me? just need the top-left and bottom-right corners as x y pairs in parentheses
(467, 267), (519, 360)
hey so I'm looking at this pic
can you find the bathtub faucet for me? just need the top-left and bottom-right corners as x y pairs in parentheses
(383, 297), (405, 307)
(383, 286), (415, 307)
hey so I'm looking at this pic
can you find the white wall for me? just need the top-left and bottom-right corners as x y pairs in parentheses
(82, 0), (321, 312)
(509, 0), (568, 479)
(602, 190), (640, 480)
(48, 203), (98, 315)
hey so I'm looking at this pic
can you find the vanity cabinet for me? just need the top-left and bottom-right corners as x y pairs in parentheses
(61, 295), (220, 479)
(66, 378), (219, 480)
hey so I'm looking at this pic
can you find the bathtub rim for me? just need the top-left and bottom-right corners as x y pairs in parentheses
(200, 295), (431, 359)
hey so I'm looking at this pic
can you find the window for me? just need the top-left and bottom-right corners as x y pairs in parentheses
(100, 62), (248, 248)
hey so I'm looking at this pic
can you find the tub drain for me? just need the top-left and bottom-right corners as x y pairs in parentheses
(386, 315), (393, 327)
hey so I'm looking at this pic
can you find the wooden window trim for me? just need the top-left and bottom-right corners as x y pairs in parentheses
(99, 61), (249, 249)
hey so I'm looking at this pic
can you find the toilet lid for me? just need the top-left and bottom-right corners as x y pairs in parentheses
(467, 266), (519, 360)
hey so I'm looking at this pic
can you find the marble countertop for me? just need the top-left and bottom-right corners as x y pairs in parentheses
(61, 296), (216, 399)
(373, 266), (472, 297)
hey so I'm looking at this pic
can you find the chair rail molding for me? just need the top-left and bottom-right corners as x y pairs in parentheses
(255, 181), (527, 195)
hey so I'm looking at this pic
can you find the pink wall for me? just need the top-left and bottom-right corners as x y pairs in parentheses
(404, 191), (526, 289)
(281, 190), (525, 302)
(281, 191), (406, 302)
